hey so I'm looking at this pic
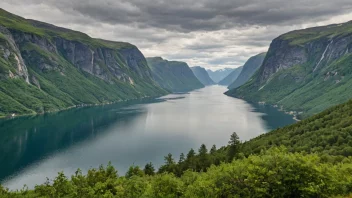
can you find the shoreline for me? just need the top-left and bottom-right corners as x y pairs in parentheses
(258, 101), (302, 121)
(0, 93), (168, 120)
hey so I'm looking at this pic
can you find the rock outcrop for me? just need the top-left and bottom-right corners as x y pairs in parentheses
(226, 21), (352, 118)
(0, 8), (167, 117)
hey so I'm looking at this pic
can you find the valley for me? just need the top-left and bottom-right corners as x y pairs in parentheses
(1, 5), (352, 198)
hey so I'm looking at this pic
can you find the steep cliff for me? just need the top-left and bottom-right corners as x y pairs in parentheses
(0, 9), (167, 117)
(147, 57), (204, 92)
(228, 52), (266, 89)
(218, 66), (243, 86)
(190, 66), (215, 86)
(226, 21), (352, 118)
(206, 68), (234, 83)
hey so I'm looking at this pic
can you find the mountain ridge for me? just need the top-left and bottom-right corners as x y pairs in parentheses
(228, 52), (266, 89)
(206, 68), (234, 83)
(190, 66), (215, 86)
(218, 66), (243, 86)
(147, 57), (204, 92)
(0, 9), (168, 117)
(226, 20), (352, 118)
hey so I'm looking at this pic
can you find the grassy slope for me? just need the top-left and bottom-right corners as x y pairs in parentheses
(242, 98), (352, 158)
(227, 21), (352, 119)
(147, 57), (204, 92)
(0, 9), (167, 117)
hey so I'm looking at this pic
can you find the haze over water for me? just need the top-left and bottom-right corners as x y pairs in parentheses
(0, 85), (295, 189)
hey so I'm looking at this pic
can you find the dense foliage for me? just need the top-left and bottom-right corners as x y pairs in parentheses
(241, 99), (352, 158)
(1, 148), (352, 198)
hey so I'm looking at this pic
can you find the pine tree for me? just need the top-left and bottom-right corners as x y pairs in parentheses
(210, 145), (217, 154)
(228, 132), (241, 161)
(144, 162), (155, 176)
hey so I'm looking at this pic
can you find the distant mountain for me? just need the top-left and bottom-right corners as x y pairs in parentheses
(190, 66), (215, 86)
(147, 57), (204, 92)
(207, 68), (234, 83)
(228, 53), (266, 89)
(0, 9), (167, 117)
(226, 21), (352, 119)
(218, 66), (243, 86)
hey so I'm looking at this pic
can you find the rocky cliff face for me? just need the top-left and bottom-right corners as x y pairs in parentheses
(228, 52), (266, 89)
(147, 57), (204, 92)
(0, 9), (167, 117)
(190, 66), (215, 86)
(227, 21), (352, 118)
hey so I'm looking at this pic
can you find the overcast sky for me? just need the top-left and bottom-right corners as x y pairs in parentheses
(1, 1), (352, 70)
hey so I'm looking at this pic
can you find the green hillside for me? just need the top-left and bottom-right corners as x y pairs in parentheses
(226, 21), (352, 119)
(0, 9), (167, 117)
(147, 57), (204, 92)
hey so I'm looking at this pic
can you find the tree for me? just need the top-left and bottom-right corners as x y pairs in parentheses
(144, 162), (155, 176)
(210, 145), (217, 154)
(126, 166), (144, 178)
(198, 144), (208, 156)
(165, 153), (175, 166)
(186, 149), (196, 160)
(197, 144), (210, 172)
(228, 132), (241, 161)
(179, 153), (185, 163)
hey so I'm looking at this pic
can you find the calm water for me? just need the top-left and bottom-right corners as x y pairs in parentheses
(0, 85), (295, 189)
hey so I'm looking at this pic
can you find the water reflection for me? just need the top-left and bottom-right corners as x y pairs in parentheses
(0, 86), (295, 189)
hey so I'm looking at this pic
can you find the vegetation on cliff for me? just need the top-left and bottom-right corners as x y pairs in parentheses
(147, 57), (204, 92)
(226, 21), (352, 119)
(0, 9), (167, 117)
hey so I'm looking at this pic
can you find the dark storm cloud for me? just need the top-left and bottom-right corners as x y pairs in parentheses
(9, 0), (352, 33)
(0, 0), (351, 69)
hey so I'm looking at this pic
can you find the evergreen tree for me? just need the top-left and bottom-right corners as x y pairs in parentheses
(179, 153), (185, 163)
(197, 144), (210, 172)
(144, 162), (155, 176)
(165, 153), (175, 166)
(228, 132), (241, 161)
(210, 145), (217, 154)
(186, 149), (196, 160)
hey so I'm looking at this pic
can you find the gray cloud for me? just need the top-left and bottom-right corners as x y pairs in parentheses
(0, 0), (351, 70)
(9, 0), (351, 32)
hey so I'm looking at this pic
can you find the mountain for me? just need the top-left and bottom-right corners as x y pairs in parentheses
(228, 52), (266, 89)
(226, 21), (352, 119)
(190, 66), (215, 86)
(146, 57), (204, 92)
(206, 68), (234, 83)
(218, 66), (243, 86)
(0, 9), (168, 117)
